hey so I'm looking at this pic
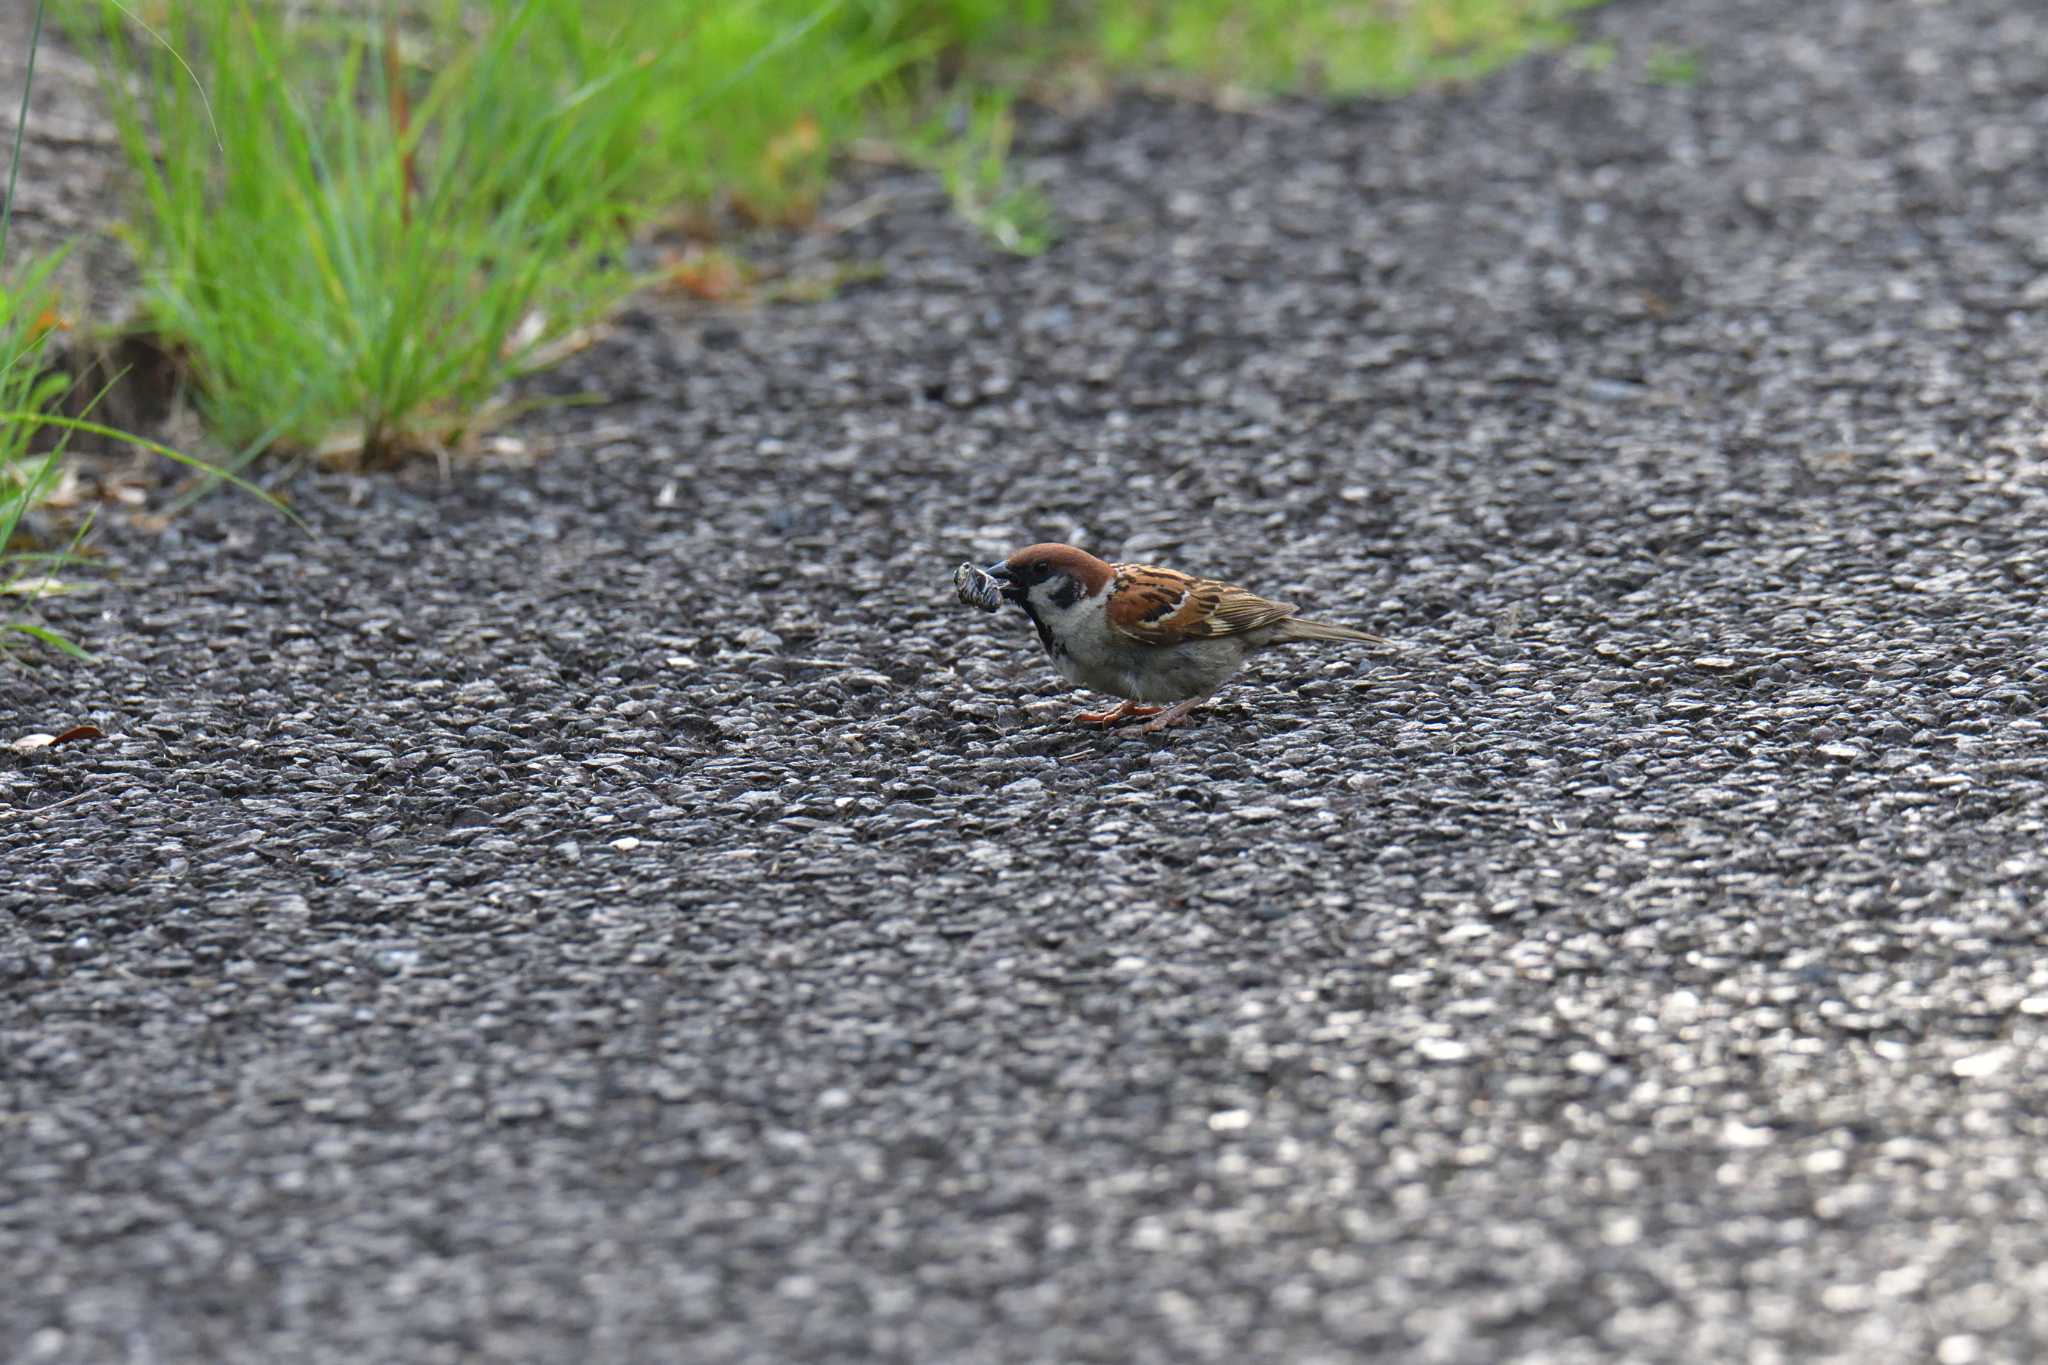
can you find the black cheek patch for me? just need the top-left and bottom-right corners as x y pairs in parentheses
(1048, 576), (1081, 610)
(1018, 598), (1058, 656)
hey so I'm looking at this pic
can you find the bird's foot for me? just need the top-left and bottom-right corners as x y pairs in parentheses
(1072, 700), (1163, 726)
(1135, 696), (1213, 733)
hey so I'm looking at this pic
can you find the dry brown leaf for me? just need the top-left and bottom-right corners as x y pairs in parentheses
(665, 248), (752, 302)
(12, 725), (104, 753)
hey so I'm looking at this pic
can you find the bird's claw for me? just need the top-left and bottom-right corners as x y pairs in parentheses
(1072, 702), (1163, 726)
(1132, 695), (1214, 733)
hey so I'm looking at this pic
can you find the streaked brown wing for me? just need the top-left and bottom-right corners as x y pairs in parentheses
(1105, 564), (1296, 645)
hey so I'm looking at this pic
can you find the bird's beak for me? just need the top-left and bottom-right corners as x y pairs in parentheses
(983, 562), (1020, 601)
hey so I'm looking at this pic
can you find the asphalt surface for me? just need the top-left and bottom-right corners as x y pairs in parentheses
(8, 0), (2048, 1361)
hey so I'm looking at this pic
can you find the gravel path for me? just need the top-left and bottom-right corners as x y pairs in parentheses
(8, 0), (2048, 1361)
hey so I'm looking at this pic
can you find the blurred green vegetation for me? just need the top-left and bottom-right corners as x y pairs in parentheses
(1093, 0), (1593, 94)
(0, 248), (96, 659)
(1644, 43), (1700, 87)
(66, 0), (1593, 466)
(5, 0), (284, 657)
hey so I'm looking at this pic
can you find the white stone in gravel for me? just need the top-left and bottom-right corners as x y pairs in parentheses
(1721, 1120), (1774, 1148)
(1937, 1336), (1983, 1365)
(1952, 1047), (2012, 1079)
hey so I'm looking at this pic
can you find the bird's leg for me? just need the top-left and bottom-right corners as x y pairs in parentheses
(1135, 692), (1216, 733)
(1072, 699), (1163, 726)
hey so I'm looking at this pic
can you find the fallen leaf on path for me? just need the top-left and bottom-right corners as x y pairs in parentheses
(12, 725), (104, 752)
(665, 248), (753, 302)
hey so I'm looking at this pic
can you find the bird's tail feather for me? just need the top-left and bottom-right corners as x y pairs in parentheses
(1272, 617), (1387, 645)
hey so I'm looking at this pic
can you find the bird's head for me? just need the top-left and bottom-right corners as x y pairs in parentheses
(983, 543), (1115, 616)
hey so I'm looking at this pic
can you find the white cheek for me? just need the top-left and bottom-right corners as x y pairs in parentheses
(1029, 582), (1116, 650)
(1029, 581), (1089, 627)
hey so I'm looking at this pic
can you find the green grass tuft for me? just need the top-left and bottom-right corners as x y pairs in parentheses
(0, 251), (97, 660)
(77, 0), (1601, 472)
(87, 0), (659, 465)
(903, 90), (1056, 256)
(4, 0), (297, 659)
(2, 0), (91, 658)
(83, 0), (1053, 463)
(533, 0), (1044, 227)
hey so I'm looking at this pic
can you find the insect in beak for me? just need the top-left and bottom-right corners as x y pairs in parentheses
(953, 562), (1006, 612)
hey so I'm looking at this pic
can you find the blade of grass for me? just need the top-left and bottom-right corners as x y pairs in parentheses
(5, 621), (93, 660)
(0, 413), (303, 529)
(0, 0), (45, 272)
(3, 4), (300, 659)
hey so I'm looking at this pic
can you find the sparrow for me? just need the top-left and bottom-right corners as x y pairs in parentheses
(972, 542), (1387, 733)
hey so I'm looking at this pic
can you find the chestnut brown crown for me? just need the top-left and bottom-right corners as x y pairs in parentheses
(1002, 543), (1116, 595)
